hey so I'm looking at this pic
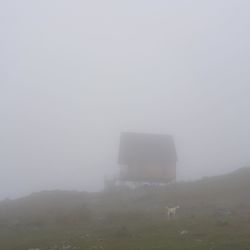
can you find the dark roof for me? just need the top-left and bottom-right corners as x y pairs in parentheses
(118, 132), (177, 166)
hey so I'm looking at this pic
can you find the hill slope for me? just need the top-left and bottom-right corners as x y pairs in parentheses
(1, 167), (250, 224)
(0, 167), (250, 250)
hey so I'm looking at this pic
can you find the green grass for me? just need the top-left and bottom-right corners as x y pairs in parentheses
(1, 215), (250, 250)
(1, 168), (250, 249)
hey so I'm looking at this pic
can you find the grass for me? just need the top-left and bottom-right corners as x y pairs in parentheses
(1, 168), (250, 249)
(1, 215), (250, 250)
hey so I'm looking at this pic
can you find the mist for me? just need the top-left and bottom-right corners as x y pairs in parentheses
(1, 0), (250, 200)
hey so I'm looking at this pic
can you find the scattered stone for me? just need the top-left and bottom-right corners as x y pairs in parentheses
(180, 230), (189, 236)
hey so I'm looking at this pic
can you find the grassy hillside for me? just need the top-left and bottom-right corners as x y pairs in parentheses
(0, 167), (250, 250)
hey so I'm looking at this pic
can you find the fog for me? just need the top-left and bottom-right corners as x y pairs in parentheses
(1, 0), (250, 200)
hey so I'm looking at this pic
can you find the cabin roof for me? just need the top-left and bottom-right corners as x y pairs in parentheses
(118, 132), (177, 166)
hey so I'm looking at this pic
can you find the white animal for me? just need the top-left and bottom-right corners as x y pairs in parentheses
(165, 206), (180, 219)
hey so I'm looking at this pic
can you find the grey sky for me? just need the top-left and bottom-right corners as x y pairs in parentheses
(1, 0), (250, 200)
